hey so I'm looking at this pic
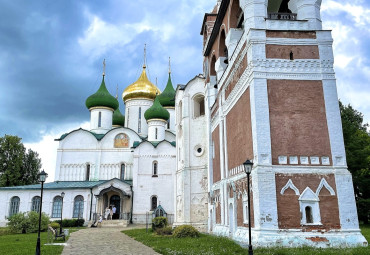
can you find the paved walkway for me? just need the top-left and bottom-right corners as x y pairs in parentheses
(61, 225), (160, 255)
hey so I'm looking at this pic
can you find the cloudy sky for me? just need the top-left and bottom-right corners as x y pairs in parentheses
(0, 0), (369, 182)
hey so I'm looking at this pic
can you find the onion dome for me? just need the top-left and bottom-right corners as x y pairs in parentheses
(157, 73), (175, 107)
(86, 76), (119, 110)
(112, 106), (125, 127)
(144, 96), (170, 121)
(122, 65), (161, 102)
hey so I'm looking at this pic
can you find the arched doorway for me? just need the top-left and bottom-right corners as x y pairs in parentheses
(110, 195), (121, 219)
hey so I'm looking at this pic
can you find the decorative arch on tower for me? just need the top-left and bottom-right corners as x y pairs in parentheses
(229, 0), (244, 29)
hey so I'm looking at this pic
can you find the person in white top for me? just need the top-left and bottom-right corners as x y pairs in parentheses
(112, 205), (117, 219)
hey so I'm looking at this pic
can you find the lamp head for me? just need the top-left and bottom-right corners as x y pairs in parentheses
(38, 170), (48, 183)
(243, 159), (253, 174)
(61, 192), (65, 198)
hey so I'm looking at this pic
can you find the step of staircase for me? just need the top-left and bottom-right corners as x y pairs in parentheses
(89, 220), (129, 228)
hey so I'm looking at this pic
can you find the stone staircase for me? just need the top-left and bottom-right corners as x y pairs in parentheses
(89, 219), (129, 228)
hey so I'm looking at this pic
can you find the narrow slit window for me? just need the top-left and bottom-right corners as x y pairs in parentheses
(290, 51), (294, 60)
(153, 162), (158, 177)
(86, 164), (90, 181)
(155, 128), (158, 139)
(98, 112), (102, 127)
(120, 164), (125, 180)
(138, 107), (142, 133)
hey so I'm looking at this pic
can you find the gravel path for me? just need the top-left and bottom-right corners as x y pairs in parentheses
(61, 226), (160, 255)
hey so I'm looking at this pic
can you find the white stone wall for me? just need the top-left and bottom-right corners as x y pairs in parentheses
(90, 108), (113, 134)
(124, 99), (153, 136)
(147, 119), (167, 142)
(174, 76), (209, 231)
(56, 128), (141, 181)
(166, 107), (175, 132)
(131, 142), (176, 223)
(0, 189), (92, 227)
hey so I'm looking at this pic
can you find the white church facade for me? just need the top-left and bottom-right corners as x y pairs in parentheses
(0, 0), (368, 248)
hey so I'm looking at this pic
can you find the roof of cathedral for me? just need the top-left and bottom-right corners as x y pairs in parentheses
(132, 140), (176, 149)
(86, 76), (119, 110)
(157, 73), (176, 107)
(122, 65), (161, 102)
(0, 179), (133, 190)
(144, 96), (170, 121)
(112, 102), (125, 127)
(55, 127), (146, 141)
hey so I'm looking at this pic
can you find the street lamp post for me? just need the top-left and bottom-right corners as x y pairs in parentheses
(35, 170), (48, 255)
(60, 192), (65, 234)
(243, 159), (254, 255)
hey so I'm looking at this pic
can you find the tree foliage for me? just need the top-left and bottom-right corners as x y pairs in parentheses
(0, 135), (42, 187)
(340, 101), (370, 223)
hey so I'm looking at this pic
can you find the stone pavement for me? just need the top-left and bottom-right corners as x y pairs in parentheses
(61, 225), (160, 255)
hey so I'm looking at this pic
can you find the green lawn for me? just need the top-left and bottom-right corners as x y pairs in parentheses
(0, 227), (84, 255)
(123, 225), (370, 255)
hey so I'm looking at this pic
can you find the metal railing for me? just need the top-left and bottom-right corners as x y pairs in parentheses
(267, 13), (297, 21)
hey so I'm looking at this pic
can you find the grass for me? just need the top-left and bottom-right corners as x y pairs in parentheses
(122, 225), (370, 255)
(0, 227), (84, 255)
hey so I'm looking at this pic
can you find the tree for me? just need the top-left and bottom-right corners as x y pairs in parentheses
(340, 101), (370, 223)
(0, 135), (42, 187)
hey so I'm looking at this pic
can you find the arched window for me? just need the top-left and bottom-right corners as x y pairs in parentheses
(73, 196), (84, 218)
(98, 112), (102, 127)
(86, 164), (90, 181)
(152, 161), (158, 177)
(230, 0), (244, 29)
(219, 29), (228, 64)
(151, 196), (158, 210)
(305, 206), (313, 223)
(31, 196), (41, 213)
(120, 164), (125, 181)
(193, 94), (205, 118)
(52, 196), (63, 218)
(9, 196), (20, 217)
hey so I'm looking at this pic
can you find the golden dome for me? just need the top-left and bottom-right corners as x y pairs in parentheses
(122, 65), (161, 102)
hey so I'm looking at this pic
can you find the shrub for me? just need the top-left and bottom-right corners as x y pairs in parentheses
(7, 213), (29, 234)
(156, 226), (173, 236)
(27, 211), (49, 233)
(7, 211), (49, 234)
(54, 218), (85, 227)
(172, 225), (200, 238)
(152, 216), (168, 230)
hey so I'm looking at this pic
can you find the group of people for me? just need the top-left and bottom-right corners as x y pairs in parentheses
(104, 205), (117, 220)
(91, 205), (117, 227)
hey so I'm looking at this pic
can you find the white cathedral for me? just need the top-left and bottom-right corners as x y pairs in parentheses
(0, 0), (368, 248)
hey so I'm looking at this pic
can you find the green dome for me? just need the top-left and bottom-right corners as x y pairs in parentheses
(112, 105), (125, 127)
(86, 76), (119, 110)
(144, 96), (170, 121)
(157, 73), (176, 107)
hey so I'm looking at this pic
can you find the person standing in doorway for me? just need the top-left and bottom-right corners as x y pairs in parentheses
(109, 205), (113, 220)
(112, 205), (117, 219)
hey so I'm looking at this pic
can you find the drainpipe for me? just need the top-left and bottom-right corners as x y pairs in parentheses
(130, 185), (133, 224)
(89, 188), (93, 221)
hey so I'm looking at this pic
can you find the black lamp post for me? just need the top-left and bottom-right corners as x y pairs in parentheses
(60, 192), (65, 234)
(35, 170), (48, 255)
(243, 159), (253, 255)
